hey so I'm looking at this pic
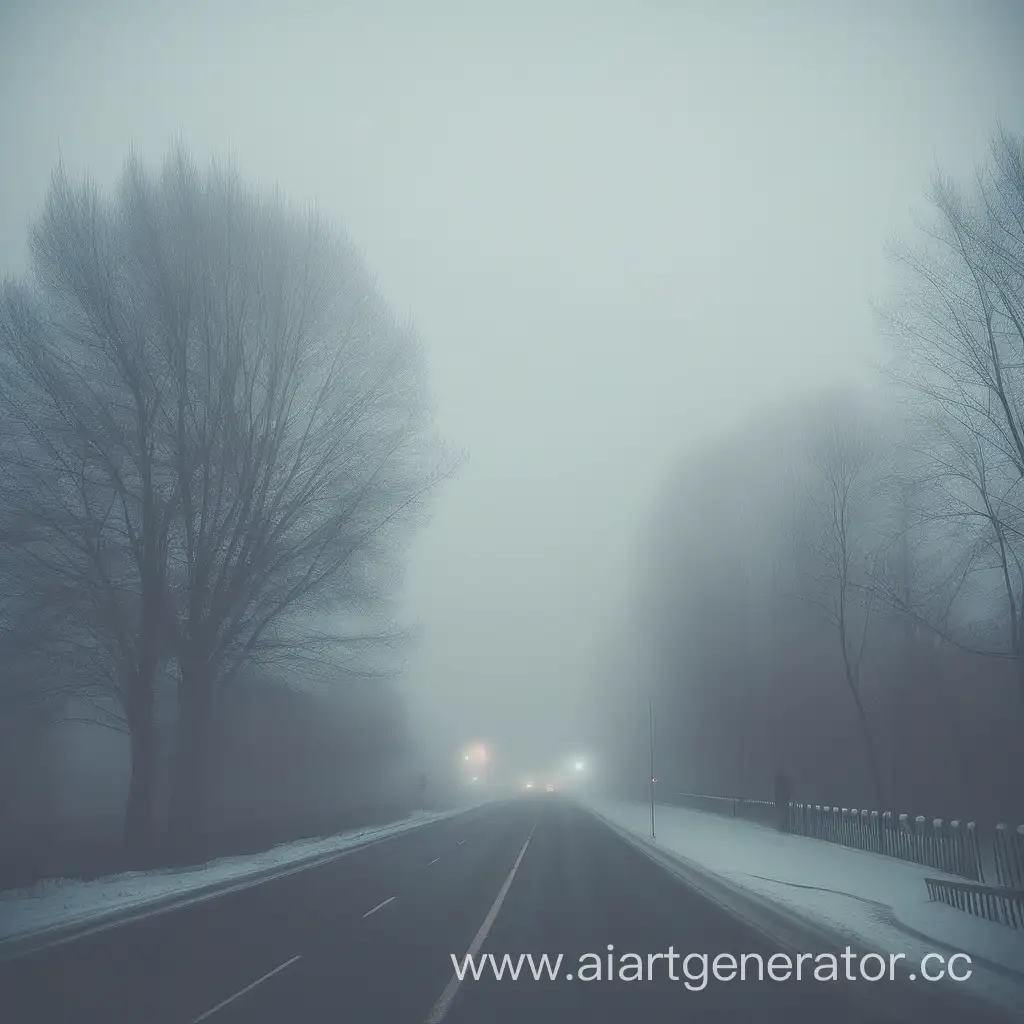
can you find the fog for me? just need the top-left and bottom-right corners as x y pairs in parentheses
(1, 0), (1023, 836)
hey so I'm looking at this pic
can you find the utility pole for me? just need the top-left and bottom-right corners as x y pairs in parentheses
(649, 698), (656, 839)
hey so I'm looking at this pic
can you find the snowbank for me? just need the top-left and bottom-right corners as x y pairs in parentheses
(585, 797), (1024, 1015)
(0, 804), (476, 948)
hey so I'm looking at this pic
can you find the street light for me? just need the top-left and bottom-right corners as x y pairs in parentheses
(649, 699), (656, 839)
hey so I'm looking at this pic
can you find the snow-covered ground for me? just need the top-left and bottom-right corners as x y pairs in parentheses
(585, 798), (1024, 1015)
(0, 805), (475, 948)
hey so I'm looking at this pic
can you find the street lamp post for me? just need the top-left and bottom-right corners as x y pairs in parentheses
(649, 698), (656, 839)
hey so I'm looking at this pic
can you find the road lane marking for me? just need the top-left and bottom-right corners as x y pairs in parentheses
(429, 857), (440, 865)
(425, 821), (537, 1023)
(191, 955), (302, 1022)
(362, 896), (397, 918)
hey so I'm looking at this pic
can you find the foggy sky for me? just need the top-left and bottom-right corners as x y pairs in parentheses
(1, 0), (1022, 783)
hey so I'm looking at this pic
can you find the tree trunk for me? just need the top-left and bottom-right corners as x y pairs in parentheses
(122, 662), (158, 866)
(838, 618), (887, 810)
(124, 555), (168, 865)
(850, 689), (887, 810)
(123, 719), (157, 865)
(168, 668), (212, 866)
(1014, 654), (1024, 736)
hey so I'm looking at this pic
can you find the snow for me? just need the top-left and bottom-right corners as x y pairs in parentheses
(585, 797), (1024, 1015)
(0, 805), (478, 948)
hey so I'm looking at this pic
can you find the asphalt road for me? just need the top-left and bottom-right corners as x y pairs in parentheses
(0, 797), (1007, 1024)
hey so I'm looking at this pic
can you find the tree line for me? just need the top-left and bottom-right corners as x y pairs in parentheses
(0, 147), (447, 866)
(609, 129), (1024, 823)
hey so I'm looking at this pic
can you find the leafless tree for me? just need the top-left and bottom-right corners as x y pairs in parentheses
(796, 412), (888, 807)
(883, 128), (1024, 708)
(113, 151), (448, 860)
(0, 165), (179, 860)
(0, 148), (450, 863)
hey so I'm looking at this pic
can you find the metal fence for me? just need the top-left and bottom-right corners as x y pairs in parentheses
(925, 877), (1024, 931)
(788, 804), (986, 882)
(993, 823), (1024, 889)
(660, 789), (1024, 929)
(661, 791), (778, 829)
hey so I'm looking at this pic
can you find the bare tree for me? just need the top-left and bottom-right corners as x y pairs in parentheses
(796, 412), (888, 807)
(883, 128), (1024, 708)
(1, 149), (449, 864)
(110, 151), (449, 860)
(0, 165), (179, 861)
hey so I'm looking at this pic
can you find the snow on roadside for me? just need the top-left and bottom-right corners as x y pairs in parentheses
(0, 804), (477, 945)
(585, 797), (1024, 1014)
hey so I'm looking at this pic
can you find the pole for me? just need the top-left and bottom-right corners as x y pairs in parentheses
(649, 698), (656, 839)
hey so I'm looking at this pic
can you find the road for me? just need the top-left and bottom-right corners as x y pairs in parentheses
(0, 797), (1005, 1024)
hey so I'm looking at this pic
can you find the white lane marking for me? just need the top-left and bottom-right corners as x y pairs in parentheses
(191, 955), (302, 1022)
(429, 857), (440, 865)
(425, 821), (537, 1023)
(362, 895), (397, 919)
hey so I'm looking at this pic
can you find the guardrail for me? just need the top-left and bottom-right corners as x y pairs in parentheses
(661, 790), (1024, 884)
(661, 791), (778, 828)
(662, 788), (1024, 928)
(994, 823), (1024, 889)
(789, 804), (985, 882)
(925, 877), (1024, 931)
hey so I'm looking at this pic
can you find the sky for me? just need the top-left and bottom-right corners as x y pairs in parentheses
(1, 0), (1022, 784)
